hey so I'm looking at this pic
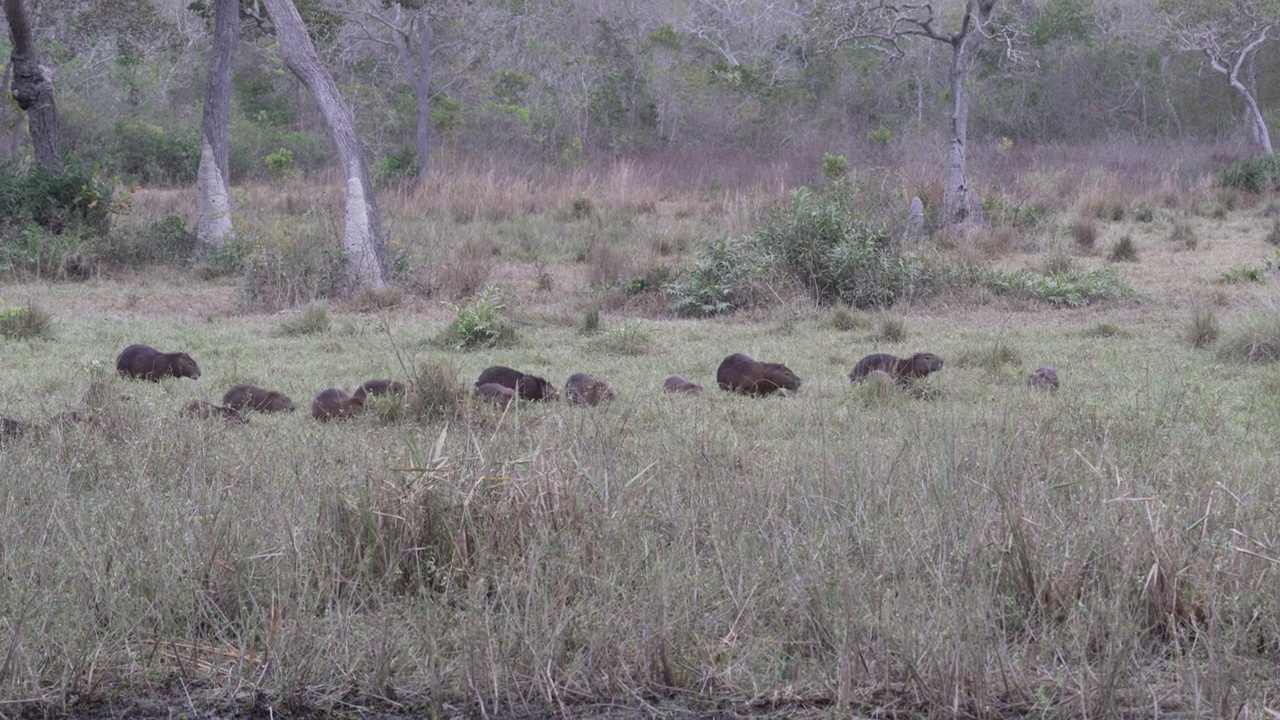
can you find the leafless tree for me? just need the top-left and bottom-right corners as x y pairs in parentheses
(3, 0), (60, 168)
(1158, 0), (1276, 156)
(196, 0), (238, 252)
(259, 0), (390, 289)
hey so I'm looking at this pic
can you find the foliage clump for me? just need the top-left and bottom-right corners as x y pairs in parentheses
(1217, 312), (1280, 364)
(664, 235), (770, 316)
(1215, 155), (1280, 193)
(985, 266), (1134, 307)
(436, 285), (517, 350)
(0, 300), (54, 340)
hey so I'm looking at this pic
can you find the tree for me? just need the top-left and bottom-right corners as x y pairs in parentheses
(259, 0), (390, 289)
(817, 0), (1009, 227)
(1157, 0), (1277, 156)
(3, 0), (60, 168)
(195, 0), (238, 252)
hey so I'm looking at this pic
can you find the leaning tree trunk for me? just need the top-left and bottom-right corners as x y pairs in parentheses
(195, 0), (238, 252)
(413, 7), (434, 178)
(3, 0), (60, 169)
(259, 0), (390, 289)
(939, 29), (984, 227)
(1206, 29), (1275, 157)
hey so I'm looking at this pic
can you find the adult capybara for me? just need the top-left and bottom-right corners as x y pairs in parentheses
(181, 400), (247, 425)
(848, 352), (944, 386)
(564, 373), (615, 406)
(352, 379), (407, 401)
(1027, 366), (1060, 391)
(475, 366), (557, 401)
(663, 375), (705, 395)
(116, 344), (201, 381)
(310, 388), (364, 422)
(716, 353), (801, 396)
(474, 382), (518, 406)
(222, 384), (297, 413)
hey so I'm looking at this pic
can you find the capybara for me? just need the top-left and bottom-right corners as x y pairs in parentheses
(663, 375), (705, 395)
(848, 352), (944, 386)
(716, 353), (801, 396)
(116, 343), (201, 381)
(352, 379), (407, 401)
(310, 388), (364, 421)
(564, 373), (615, 406)
(475, 366), (557, 401)
(1027, 366), (1060, 391)
(0, 417), (32, 443)
(222, 384), (297, 413)
(181, 400), (247, 425)
(474, 382), (518, 406)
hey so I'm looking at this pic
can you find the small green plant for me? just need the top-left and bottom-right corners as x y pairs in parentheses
(1042, 252), (1073, 275)
(581, 305), (602, 334)
(1215, 155), (1280, 193)
(1218, 256), (1277, 283)
(1084, 322), (1126, 338)
(0, 300), (53, 340)
(436, 285), (517, 351)
(1133, 203), (1155, 223)
(822, 153), (850, 182)
(665, 235), (770, 316)
(1184, 306), (1220, 349)
(985, 267), (1135, 307)
(866, 127), (892, 146)
(590, 321), (654, 356)
(876, 315), (908, 342)
(1109, 234), (1138, 262)
(274, 302), (330, 337)
(570, 196), (595, 220)
(264, 147), (295, 179)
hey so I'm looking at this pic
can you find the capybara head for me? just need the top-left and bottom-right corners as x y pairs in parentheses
(310, 388), (364, 422)
(1027, 366), (1060, 391)
(353, 379), (407, 401)
(664, 375), (704, 395)
(169, 352), (201, 379)
(717, 353), (801, 396)
(516, 374), (557, 401)
(474, 382), (518, 405)
(903, 352), (944, 378)
(564, 372), (615, 406)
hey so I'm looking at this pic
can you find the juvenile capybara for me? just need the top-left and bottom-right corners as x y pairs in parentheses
(352, 379), (407, 401)
(1027, 366), (1060, 391)
(0, 417), (32, 444)
(310, 388), (364, 421)
(564, 373), (615, 406)
(716, 353), (801, 396)
(663, 375), (705, 395)
(222, 384), (297, 413)
(474, 382), (518, 406)
(181, 400), (247, 425)
(116, 344), (201, 381)
(475, 366), (557, 401)
(848, 352), (944, 386)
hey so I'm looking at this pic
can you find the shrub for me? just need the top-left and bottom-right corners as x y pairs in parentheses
(1184, 306), (1219, 349)
(274, 302), (330, 337)
(0, 300), (54, 340)
(0, 223), (100, 279)
(0, 160), (114, 236)
(1109, 235), (1138, 262)
(665, 235), (770, 316)
(753, 184), (925, 308)
(581, 305), (602, 334)
(236, 215), (347, 310)
(109, 118), (200, 186)
(1217, 312), (1280, 364)
(106, 214), (197, 267)
(1215, 155), (1280, 193)
(822, 153), (849, 182)
(436, 285), (517, 351)
(827, 306), (868, 332)
(985, 267), (1135, 307)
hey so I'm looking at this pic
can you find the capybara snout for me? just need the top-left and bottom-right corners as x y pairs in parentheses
(116, 344), (201, 381)
(716, 353), (801, 396)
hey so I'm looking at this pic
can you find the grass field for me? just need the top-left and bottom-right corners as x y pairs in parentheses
(2, 150), (1280, 718)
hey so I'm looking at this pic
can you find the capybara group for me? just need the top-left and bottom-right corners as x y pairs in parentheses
(222, 384), (297, 413)
(716, 353), (801, 396)
(564, 373), (615, 406)
(352, 379), (407, 401)
(848, 352), (944, 386)
(181, 400), (247, 425)
(475, 366), (557, 401)
(474, 382), (518, 406)
(115, 343), (201, 381)
(311, 388), (364, 421)
(1027, 366), (1060, 391)
(663, 375), (704, 395)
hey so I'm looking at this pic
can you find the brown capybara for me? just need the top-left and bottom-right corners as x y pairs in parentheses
(474, 382), (518, 406)
(475, 366), (557, 401)
(1027, 366), (1060, 391)
(222, 384), (297, 413)
(181, 400), (247, 425)
(564, 373), (615, 406)
(352, 379), (407, 401)
(848, 352), (944, 386)
(116, 343), (201, 381)
(663, 375), (705, 395)
(716, 353), (801, 396)
(1, 417), (32, 444)
(311, 388), (364, 422)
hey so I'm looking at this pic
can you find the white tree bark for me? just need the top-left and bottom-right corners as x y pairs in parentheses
(195, 0), (237, 252)
(260, 0), (390, 289)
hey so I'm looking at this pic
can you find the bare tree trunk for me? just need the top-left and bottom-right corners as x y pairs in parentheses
(940, 29), (984, 227)
(196, 0), (238, 252)
(3, 0), (60, 168)
(414, 7), (434, 177)
(259, 0), (390, 290)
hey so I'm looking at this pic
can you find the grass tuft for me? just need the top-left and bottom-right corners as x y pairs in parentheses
(589, 321), (654, 356)
(1109, 234), (1138, 262)
(0, 301), (54, 340)
(1217, 312), (1280, 364)
(1184, 306), (1220, 349)
(274, 302), (330, 337)
(875, 315), (908, 342)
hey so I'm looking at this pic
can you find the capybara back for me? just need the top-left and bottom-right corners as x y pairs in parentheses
(476, 365), (556, 401)
(311, 388), (364, 421)
(116, 343), (201, 381)
(564, 373), (615, 406)
(1027, 366), (1060, 391)
(849, 352), (944, 385)
(222, 384), (296, 412)
(352, 379), (407, 401)
(474, 382), (517, 405)
(663, 375), (704, 395)
(716, 353), (801, 396)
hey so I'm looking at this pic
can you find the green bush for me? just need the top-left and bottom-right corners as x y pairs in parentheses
(236, 216), (347, 310)
(1215, 155), (1280, 193)
(106, 215), (197, 267)
(110, 118), (200, 186)
(0, 224), (100, 279)
(753, 184), (925, 308)
(985, 267), (1134, 307)
(436, 285), (518, 351)
(0, 160), (113, 236)
(665, 235), (770, 316)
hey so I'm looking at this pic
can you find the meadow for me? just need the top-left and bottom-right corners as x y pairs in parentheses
(2, 142), (1280, 718)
